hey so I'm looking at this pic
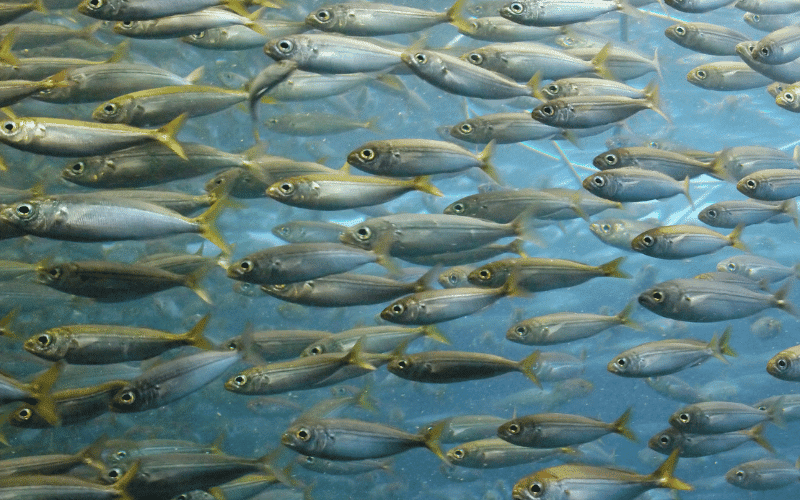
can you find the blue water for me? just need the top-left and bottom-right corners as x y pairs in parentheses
(1, 1), (799, 499)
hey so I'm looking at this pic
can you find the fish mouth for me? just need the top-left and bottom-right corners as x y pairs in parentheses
(637, 294), (650, 306)
(280, 433), (294, 446)
(400, 52), (413, 64)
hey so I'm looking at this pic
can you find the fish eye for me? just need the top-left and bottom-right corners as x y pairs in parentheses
(760, 46), (770, 57)
(651, 291), (663, 302)
(659, 434), (671, 445)
(2, 121), (17, 133)
(452, 449), (465, 459)
(70, 162), (85, 174)
(279, 182), (294, 194)
(315, 9), (332, 21)
(192, 31), (205, 39)
(641, 235), (654, 247)
(758, 405), (767, 411)
(674, 26), (686, 36)
(601, 224), (611, 233)
(706, 209), (717, 218)
(447, 273), (459, 284)
(119, 391), (135, 404)
(358, 148), (375, 161)
(752, 14), (760, 21)
(296, 428), (311, 441)
(103, 103), (117, 114)
(615, 357), (626, 367)
(604, 154), (617, 165)
(678, 412), (690, 423)
(413, 52), (428, 64)
(541, 105), (554, 116)
(396, 359), (408, 369)
(745, 179), (758, 189)
(509, 2), (524, 13)
(468, 53), (483, 65)
(528, 482), (543, 497)
(87, 0), (104, 9)
(47, 267), (62, 279)
(515, 326), (526, 336)
(459, 124), (473, 134)
(119, 21), (134, 29)
(36, 334), (51, 346)
(695, 70), (707, 80)
(547, 84), (559, 93)
(276, 39), (294, 53)
(452, 202), (466, 213)
(233, 375), (247, 386)
(305, 456), (315, 463)
(508, 423), (520, 433)
(591, 176), (605, 187)
(309, 346), (323, 355)
(391, 303), (405, 315)
(107, 468), (123, 481)
(15, 408), (31, 420)
(735, 470), (745, 478)
(478, 269), (491, 280)
(238, 259), (254, 272)
(727, 263), (736, 271)
(115, 450), (126, 459)
(15, 203), (34, 219)
(776, 357), (790, 371)
(784, 92), (795, 103)
(355, 226), (371, 240)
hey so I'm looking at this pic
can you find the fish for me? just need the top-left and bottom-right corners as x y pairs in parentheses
(665, 22), (748, 55)
(264, 33), (403, 74)
(531, 93), (668, 128)
(668, 401), (778, 434)
(698, 199), (797, 227)
(271, 220), (346, 243)
(226, 329), (332, 362)
(507, 302), (640, 345)
(111, 7), (264, 39)
(649, 424), (773, 457)
(630, 224), (746, 259)
(448, 112), (560, 144)
(263, 112), (380, 136)
(468, 256), (629, 291)
(710, 145), (799, 181)
(446, 439), (572, 469)
(302, 324), (447, 356)
(499, 0), (632, 26)
(726, 459), (800, 490)
(511, 448), (691, 500)
(607, 327), (736, 377)
(717, 254), (800, 282)
(767, 344), (800, 380)
(735, 0), (800, 14)
(0, 462), (139, 500)
(9, 380), (128, 428)
(538, 77), (655, 100)
(737, 168), (800, 200)
(387, 349), (541, 385)
(753, 25), (800, 64)
(591, 146), (718, 179)
(77, 0), (265, 21)
(687, 61), (773, 90)
(497, 407), (636, 447)
(638, 278), (795, 321)
(280, 418), (446, 461)
(665, 0), (735, 12)
(23, 314), (213, 364)
(305, 0), (464, 36)
(379, 282), (516, 324)
(735, 41), (800, 83)
(444, 189), (586, 224)
(589, 218), (660, 251)
(582, 167), (692, 203)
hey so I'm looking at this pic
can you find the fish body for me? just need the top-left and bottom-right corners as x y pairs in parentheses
(499, 0), (626, 26)
(669, 401), (775, 434)
(630, 224), (744, 259)
(649, 424), (772, 457)
(387, 350), (540, 384)
(265, 33), (402, 73)
(380, 285), (512, 324)
(687, 61), (772, 90)
(583, 167), (691, 203)
(305, 1), (457, 36)
(699, 199), (797, 227)
(508, 305), (638, 345)
(347, 139), (493, 178)
(497, 408), (636, 447)
(446, 438), (569, 468)
(468, 256), (629, 291)
(532, 94), (667, 128)
(592, 147), (716, 179)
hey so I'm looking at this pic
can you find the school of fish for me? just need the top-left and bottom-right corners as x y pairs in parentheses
(0, 0), (799, 498)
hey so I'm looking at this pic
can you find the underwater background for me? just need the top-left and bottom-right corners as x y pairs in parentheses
(1, 0), (799, 498)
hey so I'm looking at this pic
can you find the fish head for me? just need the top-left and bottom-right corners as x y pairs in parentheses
(725, 465), (752, 488)
(734, 41), (758, 62)
(667, 405), (707, 433)
(607, 354), (639, 376)
(62, 156), (112, 186)
(698, 204), (724, 226)
(113, 20), (150, 36)
(582, 172), (617, 199)
(512, 471), (554, 500)
(346, 141), (387, 173)
(36, 262), (74, 288)
(736, 175), (761, 198)
(467, 264), (508, 288)
(752, 39), (777, 62)
(78, 0), (122, 19)
(539, 81), (568, 100)
(767, 351), (796, 380)
(446, 445), (471, 464)
(109, 384), (145, 413)
(281, 422), (322, 455)
(23, 329), (71, 361)
(261, 282), (308, 301)
(267, 178), (317, 205)
(531, 100), (570, 127)
(461, 48), (489, 68)
(226, 257), (262, 282)
(305, 6), (342, 31)
(0, 116), (37, 148)
(92, 97), (132, 124)
(506, 321), (536, 343)
(592, 150), (621, 169)
(686, 65), (718, 89)
(716, 258), (740, 274)
(225, 369), (268, 394)
(647, 427), (682, 454)
(630, 229), (659, 254)
(302, 339), (330, 356)
(340, 221), (382, 250)
(438, 267), (470, 288)
(500, 0), (536, 24)
(637, 283), (674, 314)
(387, 355), (422, 379)
(0, 198), (49, 233)
(380, 296), (419, 323)
(449, 119), (484, 142)
(401, 50), (447, 81)
(8, 404), (51, 428)
(664, 23), (690, 44)
(265, 35), (307, 64)
(776, 89), (800, 111)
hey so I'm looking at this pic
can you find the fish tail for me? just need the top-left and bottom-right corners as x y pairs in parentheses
(517, 350), (542, 388)
(77, 434), (110, 471)
(364, 115), (382, 133)
(510, 209), (545, 247)
(184, 267), (213, 305)
(747, 423), (775, 454)
(0, 28), (19, 65)
(0, 307), (18, 338)
(727, 223), (748, 251)
(106, 40), (130, 64)
(650, 448), (693, 491)
(527, 71), (545, 100)
(448, 3), (471, 31)
(414, 266), (440, 292)
(711, 326), (737, 362)
(353, 380), (378, 412)
(79, 21), (103, 40)
(192, 197), (232, 257)
(616, 301), (643, 331)
(613, 406), (637, 442)
(182, 313), (213, 350)
(590, 42), (615, 81)
(766, 396), (787, 428)
(773, 281), (798, 317)
(372, 232), (400, 276)
(343, 337), (376, 371)
(643, 78), (658, 101)
(507, 238), (527, 257)
(113, 460), (140, 500)
(779, 199), (798, 227)
(224, 0), (252, 16)
(154, 113), (188, 160)
(422, 419), (448, 463)
(422, 324), (450, 345)
(185, 66), (206, 84)
(600, 256), (630, 279)
(645, 81), (670, 124)
(565, 192), (589, 221)
(477, 139), (500, 182)
(31, 0), (47, 14)
(412, 176), (443, 197)
(28, 361), (63, 427)
(245, 18), (268, 36)
(682, 176), (693, 206)
(209, 487), (226, 500)
(249, 0), (282, 8)
(446, 0), (468, 22)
